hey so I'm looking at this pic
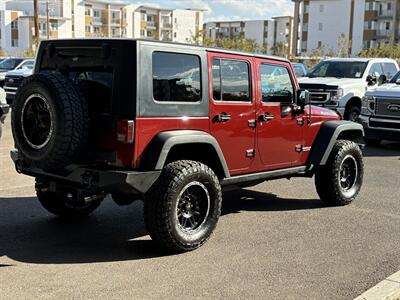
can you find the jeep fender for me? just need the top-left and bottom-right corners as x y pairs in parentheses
(307, 120), (364, 166)
(143, 130), (230, 178)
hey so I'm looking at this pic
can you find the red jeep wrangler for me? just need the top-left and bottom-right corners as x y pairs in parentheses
(11, 39), (364, 253)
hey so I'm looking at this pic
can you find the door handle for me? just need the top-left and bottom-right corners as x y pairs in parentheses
(214, 113), (232, 122)
(259, 113), (274, 122)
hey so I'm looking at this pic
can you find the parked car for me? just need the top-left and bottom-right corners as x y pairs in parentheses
(10, 39), (364, 253)
(358, 70), (400, 145)
(0, 58), (35, 87)
(292, 62), (308, 78)
(4, 67), (34, 105)
(0, 87), (9, 139)
(299, 58), (399, 121)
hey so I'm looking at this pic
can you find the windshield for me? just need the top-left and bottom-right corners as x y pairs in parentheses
(308, 61), (368, 79)
(0, 59), (23, 71)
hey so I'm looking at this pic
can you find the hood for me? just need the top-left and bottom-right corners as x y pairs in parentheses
(299, 77), (362, 87)
(366, 83), (400, 98)
(6, 69), (33, 77)
(307, 105), (340, 119)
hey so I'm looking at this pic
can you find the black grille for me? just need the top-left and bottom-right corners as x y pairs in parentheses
(370, 120), (400, 129)
(376, 98), (400, 117)
(309, 92), (329, 103)
(4, 75), (23, 89)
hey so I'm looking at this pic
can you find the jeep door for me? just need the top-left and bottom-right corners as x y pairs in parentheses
(208, 52), (257, 176)
(255, 59), (304, 170)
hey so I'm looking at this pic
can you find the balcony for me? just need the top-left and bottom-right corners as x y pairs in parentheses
(376, 12), (393, 20)
(375, 29), (394, 39)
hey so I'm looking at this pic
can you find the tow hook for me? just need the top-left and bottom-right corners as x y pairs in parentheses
(83, 192), (105, 204)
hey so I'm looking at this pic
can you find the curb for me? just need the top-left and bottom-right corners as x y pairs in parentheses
(355, 270), (400, 300)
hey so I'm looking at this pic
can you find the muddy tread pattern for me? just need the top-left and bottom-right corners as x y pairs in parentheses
(12, 72), (88, 169)
(315, 140), (364, 206)
(144, 160), (222, 253)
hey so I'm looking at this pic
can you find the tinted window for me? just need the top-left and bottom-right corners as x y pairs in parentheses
(152, 52), (201, 102)
(369, 63), (383, 76)
(260, 64), (294, 102)
(308, 61), (367, 78)
(383, 63), (398, 79)
(293, 65), (306, 77)
(212, 58), (250, 101)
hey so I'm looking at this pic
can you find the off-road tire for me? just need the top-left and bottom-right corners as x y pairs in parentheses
(12, 72), (89, 170)
(36, 181), (102, 218)
(364, 138), (381, 147)
(315, 140), (363, 206)
(344, 105), (361, 122)
(144, 160), (222, 253)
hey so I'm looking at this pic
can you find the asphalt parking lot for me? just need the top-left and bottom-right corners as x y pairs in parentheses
(1, 117), (400, 300)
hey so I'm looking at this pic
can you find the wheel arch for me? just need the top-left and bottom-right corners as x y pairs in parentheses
(307, 120), (364, 167)
(345, 96), (362, 110)
(143, 130), (230, 179)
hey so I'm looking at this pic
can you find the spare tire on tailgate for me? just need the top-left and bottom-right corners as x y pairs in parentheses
(12, 72), (89, 170)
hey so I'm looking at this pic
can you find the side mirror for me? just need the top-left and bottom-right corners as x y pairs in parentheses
(366, 74), (377, 86)
(298, 90), (310, 109)
(378, 74), (387, 85)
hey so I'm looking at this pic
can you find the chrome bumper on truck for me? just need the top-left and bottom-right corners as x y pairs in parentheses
(10, 149), (161, 195)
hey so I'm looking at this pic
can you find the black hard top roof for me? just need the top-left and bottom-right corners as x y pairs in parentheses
(40, 38), (290, 63)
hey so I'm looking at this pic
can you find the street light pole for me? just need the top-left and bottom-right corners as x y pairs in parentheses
(33, 0), (39, 47)
(46, 0), (50, 40)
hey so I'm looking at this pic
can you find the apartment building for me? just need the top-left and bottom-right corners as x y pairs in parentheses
(0, 0), (203, 55)
(293, 0), (400, 56)
(204, 16), (294, 56)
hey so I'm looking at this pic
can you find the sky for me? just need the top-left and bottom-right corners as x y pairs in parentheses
(123, 0), (294, 22)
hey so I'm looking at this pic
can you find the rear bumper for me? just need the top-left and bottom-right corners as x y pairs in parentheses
(10, 149), (160, 195)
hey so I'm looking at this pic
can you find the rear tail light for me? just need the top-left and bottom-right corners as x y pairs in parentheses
(117, 119), (135, 144)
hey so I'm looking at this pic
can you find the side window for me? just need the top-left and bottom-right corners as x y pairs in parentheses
(383, 63), (398, 79)
(369, 63), (383, 76)
(212, 58), (250, 101)
(152, 52), (201, 102)
(260, 64), (294, 103)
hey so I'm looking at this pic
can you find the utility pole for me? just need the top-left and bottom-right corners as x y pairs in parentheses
(46, 0), (50, 40)
(33, 0), (39, 48)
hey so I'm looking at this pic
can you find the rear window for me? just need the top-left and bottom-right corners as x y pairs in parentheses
(152, 52), (201, 102)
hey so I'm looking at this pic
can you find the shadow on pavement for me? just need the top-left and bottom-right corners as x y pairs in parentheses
(362, 142), (400, 157)
(0, 190), (324, 265)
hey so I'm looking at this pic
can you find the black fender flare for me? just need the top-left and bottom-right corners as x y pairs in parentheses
(307, 120), (364, 166)
(143, 130), (230, 178)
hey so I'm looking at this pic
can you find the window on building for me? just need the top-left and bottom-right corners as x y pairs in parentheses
(72, 24), (74, 31)
(147, 30), (153, 37)
(388, 2), (392, 10)
(85, 8), (91, 16)
(212, 58), (250, 102)
(85, 25), (91, 33)
(174, 32), (177, 38)
(301, 41), (307, 51)
(147, 15), (153, 22)
(365, 1), (374, 11)
(302, 22), (308, 32)
(11, 38), (18, 47)
(174, 17), (177, 24)
(71, 9), (74, 15)
(140, 29), (145, 36)
(50, 22), (58, 31)
(318, 41), (322, 48)
(11, 20), (18, 30)
(94, 26), (100, 33)
(260, 64), (294, 103)
(386, 22), (391, 30)
(93, 10), (100, 18)
(318, 23), (323, 31)
(152, 52), (201, 102)
(364, 21), (373, 30)
(141, 13), (146, 21)
(304, 3), (309, 13)
(320, 4), (324, 12)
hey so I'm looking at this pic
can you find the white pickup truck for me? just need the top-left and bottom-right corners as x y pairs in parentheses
(299, 58), (399, 121)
